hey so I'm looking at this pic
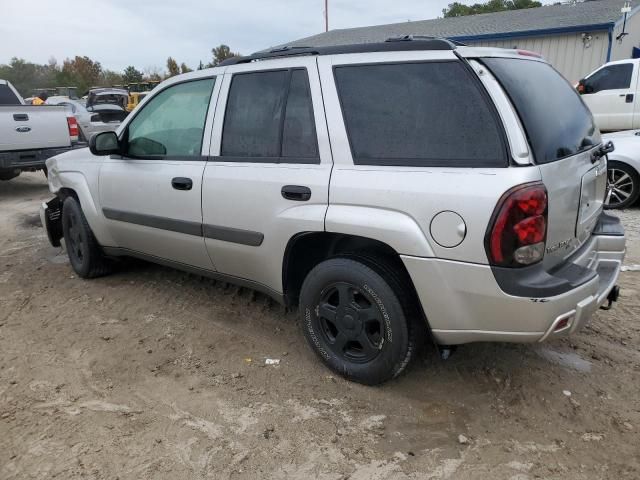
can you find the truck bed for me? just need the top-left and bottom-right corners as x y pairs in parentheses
(0, 105), (72, 152)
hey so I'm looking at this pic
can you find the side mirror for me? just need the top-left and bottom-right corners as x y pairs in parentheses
(89, 131), (120, 156)
(577, 79), (586, 94)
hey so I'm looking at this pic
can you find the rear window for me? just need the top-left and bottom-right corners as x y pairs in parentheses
(0, 84), (21, 105)
(334, 61), (507, 167)
(483, 58), (600, 164)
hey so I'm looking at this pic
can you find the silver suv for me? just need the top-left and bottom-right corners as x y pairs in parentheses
(40, 38), (626, 385)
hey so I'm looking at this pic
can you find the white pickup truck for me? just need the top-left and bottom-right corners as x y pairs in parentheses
(578, 58), (640, 132)
(0, 79), (79, 181)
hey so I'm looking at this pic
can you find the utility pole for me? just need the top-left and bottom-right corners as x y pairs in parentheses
(325, 0), (329, 32)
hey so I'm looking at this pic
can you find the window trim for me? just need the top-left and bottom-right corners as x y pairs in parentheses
(120, 76), (217, 161)
(217, 67), (321, 165)
(332, 59), (510, 168)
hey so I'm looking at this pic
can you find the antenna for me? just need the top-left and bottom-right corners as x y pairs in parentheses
(618, 1), (631, 41)
(325, 0), (329, 32)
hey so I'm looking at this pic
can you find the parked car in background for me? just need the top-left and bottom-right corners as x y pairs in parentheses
(0, 79), (80, 181)
(578, 58), (640, 132)
(46, 96), (125, 141)
(602, 129), (640, 209)
(86, 88), (129, 110)
(41, 39), (625, 384)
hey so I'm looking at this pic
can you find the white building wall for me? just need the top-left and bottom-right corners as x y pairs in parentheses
(468, 31), (609, 82)
(611, 11), (640, 61)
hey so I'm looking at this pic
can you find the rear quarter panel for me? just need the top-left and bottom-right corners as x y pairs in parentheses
(326, 166), (541, 262)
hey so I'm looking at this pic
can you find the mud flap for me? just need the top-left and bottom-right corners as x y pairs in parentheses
(41, 197), (63, 247)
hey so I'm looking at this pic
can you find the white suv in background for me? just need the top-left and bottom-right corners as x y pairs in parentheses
(41, 38), (625, 385)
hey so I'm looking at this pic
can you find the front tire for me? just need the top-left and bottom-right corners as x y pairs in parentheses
(61, 196), (111, 278)
(605, 161), (640, 209)
(299, 257), (415, 385)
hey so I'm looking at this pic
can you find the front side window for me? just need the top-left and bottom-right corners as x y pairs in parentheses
(584, 64), (633, 93)
(221, 69), (319, 163)
(334, 61), (507, 167)
(126, 78), (215, 157)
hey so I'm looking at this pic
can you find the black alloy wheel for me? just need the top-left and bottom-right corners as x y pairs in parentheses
(317, 281), (385, 363)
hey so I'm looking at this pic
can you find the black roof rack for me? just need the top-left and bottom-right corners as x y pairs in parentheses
(219, 36), (459, 66)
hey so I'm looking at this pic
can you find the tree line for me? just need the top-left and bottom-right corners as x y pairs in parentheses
(0, 44), (240, 97)
(442, 0), (542, 17)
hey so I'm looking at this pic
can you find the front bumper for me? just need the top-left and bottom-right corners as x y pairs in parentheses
(403, 213), (625, 345)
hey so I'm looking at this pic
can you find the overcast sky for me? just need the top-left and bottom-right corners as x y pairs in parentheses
(0, 0), (553, 72)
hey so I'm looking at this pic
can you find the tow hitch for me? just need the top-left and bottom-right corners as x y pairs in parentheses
(600, 285), (620, 311)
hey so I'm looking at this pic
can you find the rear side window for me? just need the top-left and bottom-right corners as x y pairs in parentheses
(334, 61), (507, 167)
(484, 58), (600, 164)
(221, 69), (319, 163)
(0, 84), (21, 105)
(584, 63), (633, 93)
(222, 71), (286, 158)
(282, 70), (319, 158)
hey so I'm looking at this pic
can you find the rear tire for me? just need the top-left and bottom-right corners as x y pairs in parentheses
(605, 161), (640, 209)
(298, 257), (416, 385)
(61, 196), (111, 278)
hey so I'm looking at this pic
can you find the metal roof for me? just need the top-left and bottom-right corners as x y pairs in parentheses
(280, 0), (635, 48)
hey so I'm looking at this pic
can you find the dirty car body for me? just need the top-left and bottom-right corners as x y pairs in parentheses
(40, 39), (626, 384)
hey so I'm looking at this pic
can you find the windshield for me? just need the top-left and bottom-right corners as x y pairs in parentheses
(483, 58), (600, 164)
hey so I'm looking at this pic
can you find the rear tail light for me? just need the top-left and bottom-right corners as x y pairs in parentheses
(485, 183), (548, 267)
(67, 116), (79, 138)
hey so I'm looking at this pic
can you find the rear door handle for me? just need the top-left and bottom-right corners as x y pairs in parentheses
(626, 93), (635, 103)
(13, 113), (29, 121)
(171, 177), (193, 191)
(281, 185), (311, 201)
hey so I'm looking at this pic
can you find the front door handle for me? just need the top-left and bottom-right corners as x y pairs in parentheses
(171, 177), (193, 191)
(281, 185), (311, 201)
(626, 93), (635, 103)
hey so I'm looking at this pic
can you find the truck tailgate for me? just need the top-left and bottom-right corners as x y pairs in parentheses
(0, 105), (71, 152)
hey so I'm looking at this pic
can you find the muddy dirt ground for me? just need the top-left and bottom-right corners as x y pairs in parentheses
(0, 173), (639, 479)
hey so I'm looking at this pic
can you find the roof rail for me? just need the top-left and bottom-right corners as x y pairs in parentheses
(219, 37), (458, 66)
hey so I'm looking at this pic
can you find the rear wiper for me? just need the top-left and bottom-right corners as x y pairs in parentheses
(591, 140), (614, 163)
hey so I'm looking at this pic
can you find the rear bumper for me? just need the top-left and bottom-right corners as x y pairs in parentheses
(0, 146), (73, 171)
(403, 213), (625, 345)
